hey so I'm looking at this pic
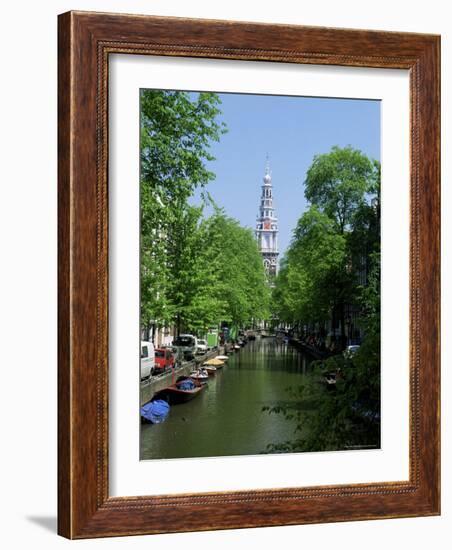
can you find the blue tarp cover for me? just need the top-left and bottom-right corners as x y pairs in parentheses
(141, 399), (170, 423)
(176, 379), (196, 391)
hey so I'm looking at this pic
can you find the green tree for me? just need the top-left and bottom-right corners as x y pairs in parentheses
(140, 90), (226, 334)
(265, 252), (381, 453)
(304, 145), (377, 233)
(273, 147), (380, 341)
(160, 207), (271, 334)
(303, 146), (379, 345)
(200, 210), (270, 328)
(273, 205), (355, 342)
(267, 146), (381, 453)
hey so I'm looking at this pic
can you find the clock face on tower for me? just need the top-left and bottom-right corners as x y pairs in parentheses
(263, 222), (271, 230)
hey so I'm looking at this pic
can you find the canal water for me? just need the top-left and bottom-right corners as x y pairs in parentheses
(140, 337), (313, 460)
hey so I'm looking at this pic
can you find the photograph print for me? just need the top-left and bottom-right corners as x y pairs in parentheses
(139, 89), (381, 460)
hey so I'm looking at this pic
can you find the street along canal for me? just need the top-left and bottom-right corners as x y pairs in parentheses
(140, 337), (314, 460)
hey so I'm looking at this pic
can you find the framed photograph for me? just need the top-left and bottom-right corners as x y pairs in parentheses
(58, 11), (440, 538)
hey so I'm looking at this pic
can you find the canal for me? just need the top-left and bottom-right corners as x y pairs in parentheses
(140, 337), (314, 460)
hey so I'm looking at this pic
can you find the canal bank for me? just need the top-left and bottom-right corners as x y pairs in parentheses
(140, 337), (314, 460)
(289, 337), (332, 360)
(140, 347), (226, 406)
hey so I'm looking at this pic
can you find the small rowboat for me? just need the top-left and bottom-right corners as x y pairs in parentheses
(214, 355), (228, 361)
(323, 370), (343, 389)
(140, 398), (170, 424)
(234, 344), (241, 350)
(190, 368), (209, 382)
(204, 358), (225, 367)
(154, 378), (205, 404)
(203, 366), (217, 376)
(324, 373), (337, 385)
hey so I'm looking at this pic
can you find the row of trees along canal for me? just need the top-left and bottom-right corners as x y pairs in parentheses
(268, 146), (381, 453)
(140, 90), (270, 341)
(141, 89), (380, 454)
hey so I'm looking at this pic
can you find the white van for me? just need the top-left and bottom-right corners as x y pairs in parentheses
(140, 341), (155, 380)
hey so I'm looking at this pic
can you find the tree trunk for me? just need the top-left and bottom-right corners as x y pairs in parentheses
(176, 314), (181, 337)
(340, 303), (346, 351)
(331, 307), (336, 348)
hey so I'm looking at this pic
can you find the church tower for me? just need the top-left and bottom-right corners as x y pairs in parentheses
(255, 157), (279, 278)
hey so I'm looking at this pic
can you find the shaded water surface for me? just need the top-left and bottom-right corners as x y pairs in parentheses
(140, 337), (313, 459)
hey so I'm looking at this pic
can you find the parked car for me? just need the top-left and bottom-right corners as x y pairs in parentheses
(154, 347), (175, 374)
(172, 334), (197, 361)
(140, 341), (155, 380)
(196, 339), (208, 355)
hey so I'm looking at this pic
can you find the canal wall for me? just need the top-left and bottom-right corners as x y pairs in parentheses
(289, 338), (331, 360)
(140, 347), (225, 406)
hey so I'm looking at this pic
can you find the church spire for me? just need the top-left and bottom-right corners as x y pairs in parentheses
(255, 157), (279, 279)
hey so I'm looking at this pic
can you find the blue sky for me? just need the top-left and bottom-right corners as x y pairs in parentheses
(194, 92), (381, 259)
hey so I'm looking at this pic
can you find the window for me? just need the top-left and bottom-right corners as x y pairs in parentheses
(141, 346), (148, 359)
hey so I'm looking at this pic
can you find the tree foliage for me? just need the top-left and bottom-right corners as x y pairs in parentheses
(140, 90), (226, 331)
(304, 145), (376, 233)
(140, 90), (269, 336)
(273, 206), (350, 325)
(201, 210), (270, 326)
(274, 146), (380, 333)
(268, 145), (381, 452)
(265, 257), (381, 453)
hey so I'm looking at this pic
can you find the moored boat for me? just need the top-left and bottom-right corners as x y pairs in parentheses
(140, 398), (170, 424)
(324, 373), (337, 386)
(203, 366), (217, 376)
(204, 358), (225, 369)
(323, 369), (344, 389)
(190, 368), (209, 382)
(155, 377), (206, 405)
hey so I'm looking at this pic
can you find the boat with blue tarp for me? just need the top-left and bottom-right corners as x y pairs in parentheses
(154, 376), (206, 405)
(140, 398), (171, 424)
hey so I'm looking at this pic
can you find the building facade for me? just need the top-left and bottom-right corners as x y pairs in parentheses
(255, 159), (279, 278)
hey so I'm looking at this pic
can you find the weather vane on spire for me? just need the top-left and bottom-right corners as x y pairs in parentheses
(265, 153), (271, 176)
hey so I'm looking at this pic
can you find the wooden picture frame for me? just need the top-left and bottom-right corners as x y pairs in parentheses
(58, 11), (440, 538)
